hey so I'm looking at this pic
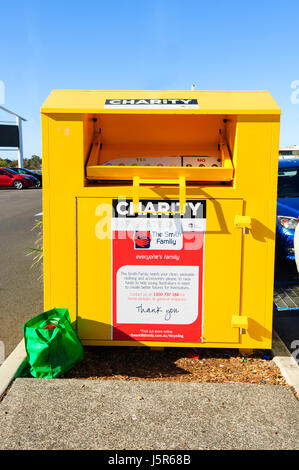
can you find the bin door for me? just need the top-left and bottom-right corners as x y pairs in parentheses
(202, 198), (243, 343)
(77, 197), (243, 344)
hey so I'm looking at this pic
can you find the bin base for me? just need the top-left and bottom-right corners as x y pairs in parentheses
(239, 348), (253, 356)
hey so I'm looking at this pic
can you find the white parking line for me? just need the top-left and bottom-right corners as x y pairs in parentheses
(35, 212), (43, 217)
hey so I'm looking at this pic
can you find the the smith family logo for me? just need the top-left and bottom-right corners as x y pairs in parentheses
(104, 98), (199, 109)
(134, 230), (152, 249)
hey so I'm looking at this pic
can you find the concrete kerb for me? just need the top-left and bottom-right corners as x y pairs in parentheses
(0, 330), (299, 399)
(272, 330), (299, 396)
(0, 339), (27, 398)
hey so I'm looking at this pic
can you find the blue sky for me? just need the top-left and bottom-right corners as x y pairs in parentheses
(0, 0), (298, 160)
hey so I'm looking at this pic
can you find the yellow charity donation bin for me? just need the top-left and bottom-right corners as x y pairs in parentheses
(41, 90), (280, 350)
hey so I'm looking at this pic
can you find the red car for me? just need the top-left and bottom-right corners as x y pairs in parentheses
(0, 167), (36, 189)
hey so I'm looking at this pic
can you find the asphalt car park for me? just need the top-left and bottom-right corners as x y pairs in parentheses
(0, 189), (43, 358)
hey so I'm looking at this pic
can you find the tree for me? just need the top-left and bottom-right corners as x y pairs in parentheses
(0, 157), (17, 167)
(24, 155), (42, 170)
(0, 155), (42, 169)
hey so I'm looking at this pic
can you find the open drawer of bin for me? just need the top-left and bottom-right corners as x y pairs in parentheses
(85, 114), (234, 183)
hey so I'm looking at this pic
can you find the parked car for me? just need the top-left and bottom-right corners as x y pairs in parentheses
(295, 222), (299, 272)
(9, 167), (42, 187)
(0, 167), (36, 189)
(276, 158), (299, 264)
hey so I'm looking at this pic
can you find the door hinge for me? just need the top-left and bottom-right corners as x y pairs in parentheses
(234, 215), (252, 234)
(232, 315), (248, 330)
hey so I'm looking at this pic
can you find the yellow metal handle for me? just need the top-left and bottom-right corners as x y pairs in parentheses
(133, 176), (186, 214)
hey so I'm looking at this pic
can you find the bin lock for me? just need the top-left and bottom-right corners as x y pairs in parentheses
(234, 215), (252, 234)
(132, 176), (186, 214)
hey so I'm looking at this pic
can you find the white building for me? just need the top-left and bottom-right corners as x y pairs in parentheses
(0, 106), (26, 167)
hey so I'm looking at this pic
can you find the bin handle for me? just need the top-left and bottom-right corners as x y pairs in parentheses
(132, 176), (186, 214)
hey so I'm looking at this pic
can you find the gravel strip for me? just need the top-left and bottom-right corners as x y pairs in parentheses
(59, 347), (286, 386)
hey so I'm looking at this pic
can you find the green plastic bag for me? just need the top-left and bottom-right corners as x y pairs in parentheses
(23, 308), (84, 378)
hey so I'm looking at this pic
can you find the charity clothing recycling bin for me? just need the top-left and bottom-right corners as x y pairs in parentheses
(41, 90), (280, 350)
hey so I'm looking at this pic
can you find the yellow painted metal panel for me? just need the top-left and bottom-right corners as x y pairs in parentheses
(203, 199), (243, 343)
(77, 198), (112, 340)
(232, 118), (279, 349)
(43, 114), (84, 323)
(41, 90), (280, 115)
(41, 114), (51, 309)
